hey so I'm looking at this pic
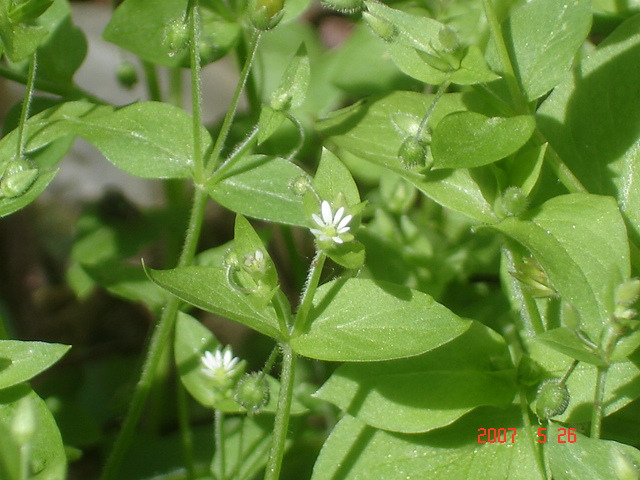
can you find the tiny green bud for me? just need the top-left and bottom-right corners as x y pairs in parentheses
(616, 278), (640, 307)
(321, 0), (363, 13)
(116, 61), (138, 89)
(11, 396), (36, 445)
(499, 186), (528, 217)
(289, 175), (312, 196)
(510, 257), (557, 298)
(270, 90), (292, 111)
(235, 373), (270, 414)
(163, 20), (189, 56)
(438, 26), (460, 53)
(0, 156), (38, 198)
(397, 136), (430, 169)
(362, 12), (396, 41)
(248, 0), (285, 31)
(535, 379), (570, 421)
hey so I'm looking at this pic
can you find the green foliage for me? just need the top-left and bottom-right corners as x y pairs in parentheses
(0, 340), (69, 389)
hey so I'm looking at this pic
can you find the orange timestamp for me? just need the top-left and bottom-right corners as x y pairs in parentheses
(477, 427), (577, 443)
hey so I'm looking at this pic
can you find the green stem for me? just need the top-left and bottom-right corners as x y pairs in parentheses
(206, 31), (262, 176)
(0, 64), (105, 104)
(142, 61), (162, 102)
(214, 410), (226, 480)
(417, 79), (450, 138)
(559, 360), (579, 386)
(169, 67), (184, 107)
(518, 388), (548, 479)
(189, 1), (205, 181)
(591, 365), (608, 439)
(210, 125), (259, 183)
(100, 190), (208, 480)
(481, 0), (528, 113)
(292, 250), (326, 336)
(176, 379), (196, 480)
(16, 52), (37, 159)
(284, 112), (305, 161)
(536, 138), (587, 194)
(261, 345), (281, 377)
(264, 343), (297, 480)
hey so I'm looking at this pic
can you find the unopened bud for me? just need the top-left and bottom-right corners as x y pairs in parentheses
(249, 0), (285, 31)
(289, 175), (312, 196)
(616, 278), (640, 307)
(363, 12), (396, 41)
(535, 379), (570, 421)
(438, 26), (460, 53)
(116, 61), (138, 89)
(0, 156), (38, 198)
(510, 257), (556, 298)
(398, 136), (430, 169)
(163, 20), (189, 56)
(235, 373), (270, 414)
(500, 186), (528, 217)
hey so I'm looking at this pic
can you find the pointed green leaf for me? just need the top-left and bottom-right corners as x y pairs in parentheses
(257, 105), (287, 144)
(148, 266), (284, 341)
(311, 410), (546, 480)
(209, 155), (308, 226)
(0, 341), (70, 389)
(431, 112), (536, 169)
(535, 328), (606, 366)
(312, 148), (360, 206)
(491, 194), (630, 338)
(291, 278), (471, 361)
(316, 322), (516, 433)
(488, 0), (592, 101)
(269, 43), (310, 110)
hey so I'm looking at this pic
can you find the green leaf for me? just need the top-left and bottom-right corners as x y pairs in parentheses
(529, 342), (640, 423)
(8, 0), (53, 23)
(174, 312), (305, 413)
(311, 410), (546, 480)
(431, 112), (536, 169)
(69, 102), (210, 179)
(269, 43), (311, 111)
(537, 14), (640, 243)
(312, 148), (361, 207)
(450, 45), (500, 85)
(547, 426), (640, 480)
(103, 0), (188, 68)
(148, 266), (284, 341)
(317, 91), (497, 223)
(491, 193), (630, 338)
(232, 214), (279, 293)
(0, 420), (19, 480)
(535, 328), (606, 366)
(0, 340), (70, 389)
(488, 0), (591, 101)
(0, 385), (67, 480)
(257, 105), (287, 144)
(291, 278), (471, 361)
(0, 16), (47, 62)
(209, 155), (308, 226)
(504, 143), (546, 195)
(316, 322), (516, 433)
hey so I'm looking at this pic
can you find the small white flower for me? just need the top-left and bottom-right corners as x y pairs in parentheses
(201, 346), (241, 381)
(243, 249), (266, 274)
(310, 200), (353, 245)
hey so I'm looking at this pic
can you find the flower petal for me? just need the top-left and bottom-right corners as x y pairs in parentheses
(321, 201), (333, 224)
(333, 236), (344, 244)
(337, 214), (352, 230)
(311, 213), (324, 227)
(333, 206), (345, 224)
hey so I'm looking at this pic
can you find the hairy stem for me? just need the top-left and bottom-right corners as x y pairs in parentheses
(264, 343), (297, 480)
(536, 138), (587, 194)
(189, 2), (205, 181)
(417, 79), (450, 138)
(142, 61), (162, 102)
(518, 388), (548, 480)
(213, 410), (226, 480)
(206, 30), (262, 176)
(591, 365), (608, 439)
(16, 52), (37, 159)
(292, 250), (326, 336)
(176, 380), (196, 480)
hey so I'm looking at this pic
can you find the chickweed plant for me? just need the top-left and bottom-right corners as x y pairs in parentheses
(1, 0), (640, 478)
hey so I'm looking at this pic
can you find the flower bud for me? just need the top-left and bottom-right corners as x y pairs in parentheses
(321, 0), (363, 14)
(249, 0), (285, 31)
(163, 20), (189, 56)
(499, 186), (528, 217)
(242, 249), (267, 276)
(235, 373), (270, 414)
(535, 379), (570, 421)
(116, 61), (138, 89)
(615, 278), (640, 307)
(397, 136), (430, 169)
(438, 27), (460, 53)
(363, 12), (396, 42)
(0, 156), (38, 198)
(510, 257), (557, 298)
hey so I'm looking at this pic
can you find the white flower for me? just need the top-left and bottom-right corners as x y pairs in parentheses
(201, 346), (241, 381)
(243, 249), (266, 274)
(310, 200), (353, 245)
